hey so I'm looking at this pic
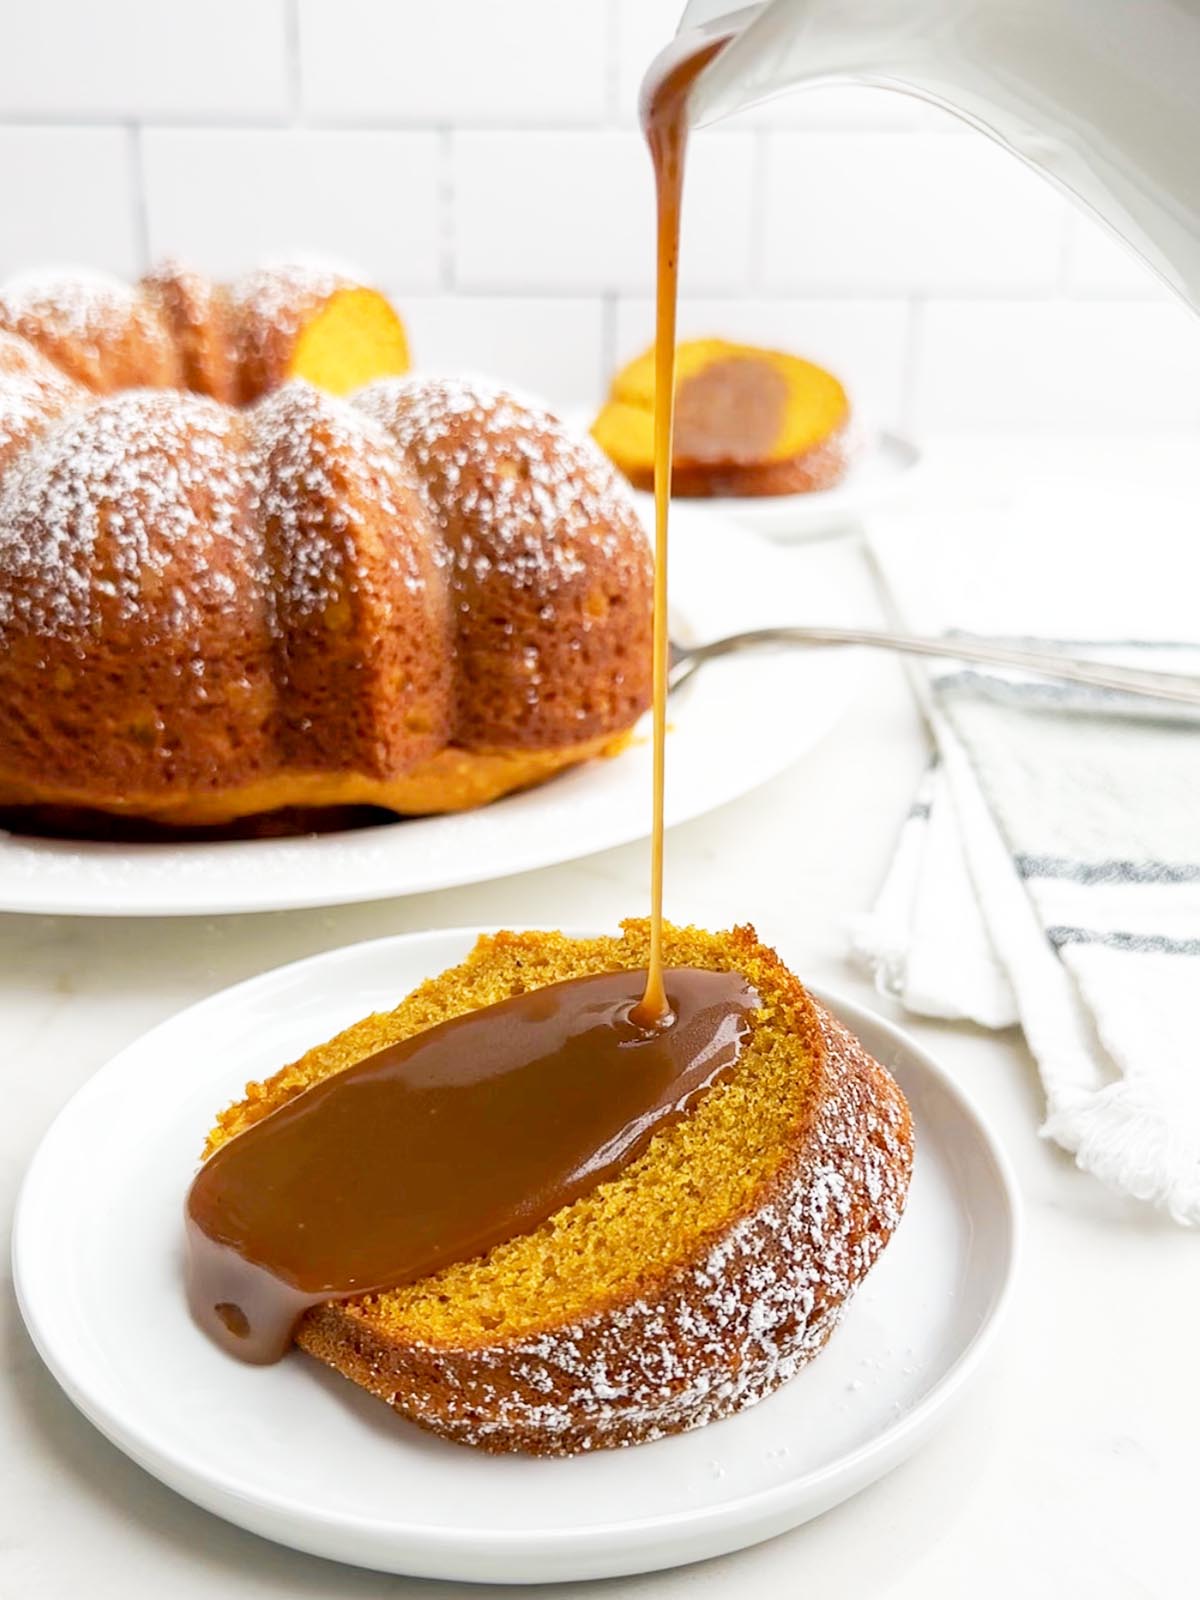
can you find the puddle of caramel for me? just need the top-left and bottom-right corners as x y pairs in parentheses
(632, 28), (731, 1029)
(187, 966), (759, 1364)
(675, 357), (789, 464)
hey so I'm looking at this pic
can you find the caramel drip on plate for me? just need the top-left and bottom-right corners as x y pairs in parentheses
(632, 31), (730, 1029)
(187, 966), (758, 1363)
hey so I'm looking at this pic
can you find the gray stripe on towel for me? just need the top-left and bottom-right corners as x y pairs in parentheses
(1018, 855), (1200, 885)
(1047, 926), (1200, 956)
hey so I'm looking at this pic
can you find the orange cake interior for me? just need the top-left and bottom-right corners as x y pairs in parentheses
(287, 285), (411, 395)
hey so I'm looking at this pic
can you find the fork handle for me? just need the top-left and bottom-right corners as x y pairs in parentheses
(670, 626), (1200, 707)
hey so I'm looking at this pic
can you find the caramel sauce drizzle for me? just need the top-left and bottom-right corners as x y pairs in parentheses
(633, 30), (730, 1029)
(186, 31), (745, 1368)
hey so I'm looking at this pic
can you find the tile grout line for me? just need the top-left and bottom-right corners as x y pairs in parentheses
(0, 113), (291, 129)
(0, 113), (627, 131)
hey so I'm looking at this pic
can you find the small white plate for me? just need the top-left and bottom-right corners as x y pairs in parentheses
(14, 926), (1019, 1586)
(628, 430), (924, 543)
(0, 510), (861, 917)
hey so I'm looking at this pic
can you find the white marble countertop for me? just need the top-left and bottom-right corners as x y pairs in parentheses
(3, 437), (1196, 1599)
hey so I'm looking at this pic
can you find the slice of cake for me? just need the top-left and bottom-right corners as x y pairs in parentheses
(195, 920), (912, 1454)
(592, 338), (851, 498)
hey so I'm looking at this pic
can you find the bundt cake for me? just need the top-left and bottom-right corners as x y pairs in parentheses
(0, 261), (411, 403)
(199, 920), (914, 1455)
(592, 337), (851, 497)
(0, 265), (653, 828)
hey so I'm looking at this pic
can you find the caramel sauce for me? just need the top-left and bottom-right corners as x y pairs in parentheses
(187, 966), (758, 1363)
(632, 29), (730, 1029)
(186, 31), (745, 1368)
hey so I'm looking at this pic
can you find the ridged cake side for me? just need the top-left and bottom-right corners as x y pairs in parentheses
(0, 268), (654, 824)
(356, 376), (654, 754)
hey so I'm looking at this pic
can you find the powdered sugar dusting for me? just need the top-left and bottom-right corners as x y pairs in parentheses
(230, 260), (345, 339)
(228, 261), (353, 326)
(140, 259), (216, 330)
(354, 375), (646, 594)
(249, 382), (434, 619)
(0, 332), (85, 459)
(229, 261), (349, 375)
(0, 390), (244, 637)
(0, 269), (144, 355)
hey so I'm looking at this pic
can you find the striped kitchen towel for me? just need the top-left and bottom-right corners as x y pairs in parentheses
(852, 494), (1200, 1224)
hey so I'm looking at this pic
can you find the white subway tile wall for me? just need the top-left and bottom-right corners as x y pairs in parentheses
(141, 130), (442, 282)
(452, 130), (755, 293)
(0, 0), (1190, 425)
(0, 1), (290, 119)
(403, 298), (607, 406)
(914, 302), (1200, 431)
(764, 134), (1066, 295)
(0, 129), (141, 276)
(299, 0), (610, 125)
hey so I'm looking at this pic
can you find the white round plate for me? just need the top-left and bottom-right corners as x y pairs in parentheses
(628, 429), (922, 543)
(0, 509), (860, 917)
(14, 926), (1019, 1586)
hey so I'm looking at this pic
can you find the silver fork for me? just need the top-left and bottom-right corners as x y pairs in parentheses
(667, 626), (1200, 707)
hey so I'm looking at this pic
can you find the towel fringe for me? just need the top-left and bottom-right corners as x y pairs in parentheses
(1042, 1084), (1200, 1226)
